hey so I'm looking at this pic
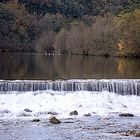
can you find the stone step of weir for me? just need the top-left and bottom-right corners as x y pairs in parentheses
(0, 80), (140, 96)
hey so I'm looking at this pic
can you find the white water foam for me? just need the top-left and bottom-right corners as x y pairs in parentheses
(0, 91), (140, 119)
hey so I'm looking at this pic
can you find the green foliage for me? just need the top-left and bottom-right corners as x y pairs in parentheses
(37, 13), (65, 32)
(0, 3), (31, 52)
(116, 9), (140, 56)
(0, 0), (140, 56)
(17, 0), (131, 17)
(117, 0), (140, 14)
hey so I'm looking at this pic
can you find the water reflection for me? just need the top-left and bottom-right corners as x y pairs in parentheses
(0, 53), (140, 79)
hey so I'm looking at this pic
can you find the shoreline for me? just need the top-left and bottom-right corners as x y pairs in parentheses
(0, 51), (140, 59)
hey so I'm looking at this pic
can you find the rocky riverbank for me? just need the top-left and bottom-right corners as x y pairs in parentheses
(0, 115), (140, 140)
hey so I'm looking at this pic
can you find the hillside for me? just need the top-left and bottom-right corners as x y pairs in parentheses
(0, 0), (140, 56)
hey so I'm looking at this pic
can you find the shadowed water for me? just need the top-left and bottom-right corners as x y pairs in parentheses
(0, 53), (140, 79)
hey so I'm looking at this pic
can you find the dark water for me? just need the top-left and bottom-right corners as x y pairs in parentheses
(0, 53), (140, 79)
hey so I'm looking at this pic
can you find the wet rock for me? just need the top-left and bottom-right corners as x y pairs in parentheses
(0, 109), (11, 114)
(78, 105), (83, 108)
(124, 130), (136, 136)
(84, 113), (92, 117)
(92, 127), (100, 131)
(24, 108), (32, 113)
(69, 110), (78, 116)
(119, 130), (140, 137)
(134, 131), (140, 137)
(17, 112), (31, 117)
(100, 117), (109, 121)
(133, 125), (140, 129)
(122, 104), (127, 108)
(32, 119), (40, 122)
(119, 113), (134, 117)
(91, 112), (96, 114)
(47, 111), (59, 115)
(49, 116), (61, 124)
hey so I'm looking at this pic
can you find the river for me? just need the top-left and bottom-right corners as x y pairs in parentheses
(0, 53), (140, 79)
(0, 53), (140, 140)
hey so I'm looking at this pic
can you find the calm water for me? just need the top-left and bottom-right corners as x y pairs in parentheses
(0, 53), (140, 79)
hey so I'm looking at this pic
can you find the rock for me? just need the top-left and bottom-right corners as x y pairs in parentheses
(121, 130), (136, 136)
(92, 127), (100, 131)
(0, 110), (10, 117)
(0, 109), (11, 114)
(112, 130), (140, 137)
(84, 113), (92, 117)
(49, 116), (61, 124)
(47, 111), (59, 115)
(91, 112), (96, 114)
(100, 117), (109, 122)
(69, 110), (78, 116)
(64, 121), (75, 124)
(122, 130), (140, 137)
(24, 108), (32, 113)
(133, 125), (140, 129)
(17, 112), (31, 117)
(78, 105), (83, 107)
(119, 113), (134, 117)
(32, 119), (40, 122)
(134, 131), (140, 137)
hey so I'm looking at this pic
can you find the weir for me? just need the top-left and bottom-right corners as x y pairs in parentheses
(0, 80), (140, 95)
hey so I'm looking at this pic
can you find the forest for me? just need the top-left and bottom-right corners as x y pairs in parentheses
(0, 0), (140, 56)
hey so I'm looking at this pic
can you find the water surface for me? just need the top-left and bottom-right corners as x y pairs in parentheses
(0, 53), (140, 140)
(0, 53), (140, 79)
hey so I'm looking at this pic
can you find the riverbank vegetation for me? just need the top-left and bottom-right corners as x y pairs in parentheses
(0, 0), (140, 56)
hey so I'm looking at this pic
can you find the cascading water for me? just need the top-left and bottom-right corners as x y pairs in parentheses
(0, 80), (140, 95)
(0, 79), (140, 118)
